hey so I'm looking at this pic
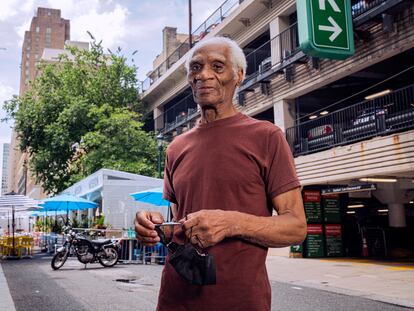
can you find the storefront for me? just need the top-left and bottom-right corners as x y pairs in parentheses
(293, 181), (414, 259)
(62, 169), (164, 229)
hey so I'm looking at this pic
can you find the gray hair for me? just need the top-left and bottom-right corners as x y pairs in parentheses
(184, 36), (247, 82)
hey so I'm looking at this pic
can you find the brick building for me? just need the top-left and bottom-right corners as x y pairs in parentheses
(8, 8), (70, 198)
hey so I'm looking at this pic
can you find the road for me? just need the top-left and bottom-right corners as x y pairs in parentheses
(2, 254), (411, 311)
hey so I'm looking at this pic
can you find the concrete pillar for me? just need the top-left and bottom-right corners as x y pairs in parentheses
(373, 182), (410, 228)
(269, 16), (289, 66)
(273, 99), (295, 132)
(154, 107), (164, 131)
(388, 203), (406, 227)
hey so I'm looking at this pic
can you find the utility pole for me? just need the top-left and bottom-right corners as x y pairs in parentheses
(189, 0), (193, 48)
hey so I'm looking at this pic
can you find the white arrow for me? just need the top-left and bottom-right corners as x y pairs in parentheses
(319, 16), (342, 42)
(319, 0), (341, 12)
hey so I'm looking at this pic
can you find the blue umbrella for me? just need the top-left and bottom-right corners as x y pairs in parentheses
(130, 187), (169, 206)
(40, 194), (98, 224)
(130, 187), (171, 220)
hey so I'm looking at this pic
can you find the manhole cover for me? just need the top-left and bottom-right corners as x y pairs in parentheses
(114, 278), (153, 286)
(115, 278), (136, 283)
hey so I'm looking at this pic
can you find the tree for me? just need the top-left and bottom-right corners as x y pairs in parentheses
(3, 41), (157, 194)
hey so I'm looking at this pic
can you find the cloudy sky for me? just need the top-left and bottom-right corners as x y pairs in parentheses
(0, 0), (224, 183)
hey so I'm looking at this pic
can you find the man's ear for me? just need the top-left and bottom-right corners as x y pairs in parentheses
(237, 68), (244, 85)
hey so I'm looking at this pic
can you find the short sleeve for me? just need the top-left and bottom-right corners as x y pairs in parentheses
(163, 150), (177, 204)
(265, 128), (301, 199)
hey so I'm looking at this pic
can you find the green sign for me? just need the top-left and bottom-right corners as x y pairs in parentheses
(306, 234), (325, 257)
(305, 202), (322, 223)
(297, 0), (355, 59)
(325, 224), (343, 257)
(323, 197), (341, 223)
(306, 225), (325, 257)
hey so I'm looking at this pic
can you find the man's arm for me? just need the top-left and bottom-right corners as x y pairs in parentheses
(181, 188), (307, 248)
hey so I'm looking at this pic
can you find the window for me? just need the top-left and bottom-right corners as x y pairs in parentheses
(26, 61), (29, 67)
(35, 26), (40, 33)
(25, 69), (29, 75)
(46, 27), (51, 34)
(35, 54), (39, 59)
(47, 11), (51, 16)
(45, 31), (52, 48)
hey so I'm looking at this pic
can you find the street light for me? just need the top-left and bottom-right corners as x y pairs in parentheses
(156, 133), (164, 178)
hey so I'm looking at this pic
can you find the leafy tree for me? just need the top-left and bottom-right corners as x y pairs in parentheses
(3, 40), (157, 194)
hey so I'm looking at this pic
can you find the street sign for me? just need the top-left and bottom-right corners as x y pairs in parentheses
(297, 0), (355, 60)
(321, 183), (376, 195)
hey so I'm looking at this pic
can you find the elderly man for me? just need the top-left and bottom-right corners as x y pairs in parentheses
(135, 36), (306, 311)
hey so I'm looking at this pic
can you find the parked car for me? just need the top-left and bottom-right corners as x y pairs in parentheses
(352, 107), (387, 126)
(307, 124), (333, 140)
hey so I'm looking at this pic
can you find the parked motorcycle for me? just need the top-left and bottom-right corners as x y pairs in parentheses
(51, 225), (120, 270)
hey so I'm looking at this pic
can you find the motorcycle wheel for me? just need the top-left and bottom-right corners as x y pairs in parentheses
(98, 246), (118, 267)
(51, 251), (68, 270)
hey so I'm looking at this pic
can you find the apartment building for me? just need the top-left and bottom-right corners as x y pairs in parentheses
(141, 0), (414, 258)
(7, 8), (70, 199)
(1, 143), (10, 195)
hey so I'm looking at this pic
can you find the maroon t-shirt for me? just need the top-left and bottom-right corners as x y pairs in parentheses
(159, 112), (300, 311)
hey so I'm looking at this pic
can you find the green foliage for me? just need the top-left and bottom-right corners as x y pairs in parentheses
(96, 214), (105, 226)
(71, 218), (80, 229)
(3, 40), (157, 194)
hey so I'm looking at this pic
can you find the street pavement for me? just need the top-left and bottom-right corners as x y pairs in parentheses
(1, 253), (413, 311)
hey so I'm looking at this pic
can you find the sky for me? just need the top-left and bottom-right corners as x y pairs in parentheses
(0, 0), (224, 184)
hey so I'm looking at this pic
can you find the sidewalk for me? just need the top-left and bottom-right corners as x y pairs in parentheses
(0, 262), (16, 311)
(266, 255), (414, 308)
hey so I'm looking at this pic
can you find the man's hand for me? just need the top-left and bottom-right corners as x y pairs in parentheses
(134, 211), (164, 246)
(180, 210), (230, 248)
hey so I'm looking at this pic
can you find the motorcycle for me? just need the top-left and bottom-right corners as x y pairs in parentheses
(51, 225), (120, 270)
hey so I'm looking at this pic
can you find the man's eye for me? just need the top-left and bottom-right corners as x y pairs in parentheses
(191, 64), (201, 71)
(213, 64), (223, 71)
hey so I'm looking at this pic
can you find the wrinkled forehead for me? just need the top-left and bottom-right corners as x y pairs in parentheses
(190, 44), (231, 64)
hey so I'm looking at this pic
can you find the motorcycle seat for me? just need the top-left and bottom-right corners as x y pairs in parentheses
(91, 239), (112, 246)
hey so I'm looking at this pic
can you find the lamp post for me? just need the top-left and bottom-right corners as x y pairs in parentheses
(156, 133), (164, 178)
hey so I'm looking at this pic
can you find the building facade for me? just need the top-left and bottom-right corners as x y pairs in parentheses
(141, 0), (414, 258)
(8, 7), (70, 199)
(1, 143), (10, 195)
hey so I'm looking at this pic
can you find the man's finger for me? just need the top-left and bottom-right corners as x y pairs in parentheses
(135, 211), (156, 229)
(181, 217), (198, 231)
(150, 212), (164, 224)
(135, 221), (158, 238)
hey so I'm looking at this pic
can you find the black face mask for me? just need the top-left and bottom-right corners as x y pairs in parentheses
(156, 227), (216, 286)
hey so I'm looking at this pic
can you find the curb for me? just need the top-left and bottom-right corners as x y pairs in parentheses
(0, 262), (16, 311)
(278, 278), (414, 309)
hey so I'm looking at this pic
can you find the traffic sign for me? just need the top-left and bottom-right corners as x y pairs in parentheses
(297, 0), (355, 60)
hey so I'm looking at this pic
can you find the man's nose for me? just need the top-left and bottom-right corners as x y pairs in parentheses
(196, 66), (214, 81)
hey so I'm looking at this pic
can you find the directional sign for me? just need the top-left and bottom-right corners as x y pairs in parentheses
(297, 0), (355, 60)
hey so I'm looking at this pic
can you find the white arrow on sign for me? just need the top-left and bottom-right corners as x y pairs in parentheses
(319, 16), (342, 42)
(319, 0), (341, 13)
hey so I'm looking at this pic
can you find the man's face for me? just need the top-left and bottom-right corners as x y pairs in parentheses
(187, 44), (242, 109)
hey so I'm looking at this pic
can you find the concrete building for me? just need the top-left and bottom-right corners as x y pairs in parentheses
(8, 8), (70, 199)
(141, 0), (414, 258)
(62, 169), (164, 229)
(1, 143), (10, 195)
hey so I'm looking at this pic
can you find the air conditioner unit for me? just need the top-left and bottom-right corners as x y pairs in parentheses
(258, 57), (272, 74)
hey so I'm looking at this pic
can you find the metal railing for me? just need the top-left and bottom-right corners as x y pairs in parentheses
(286, 84), (414, 156)
(141, 0), (242, 92)
(244, 22), (300, 82)
(154, 93), (199, 134)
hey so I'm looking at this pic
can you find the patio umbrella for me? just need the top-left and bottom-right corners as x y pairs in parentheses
(0, 191), (42, 257)
(130, 187), (171, 221)
(40, 194), (98, 225)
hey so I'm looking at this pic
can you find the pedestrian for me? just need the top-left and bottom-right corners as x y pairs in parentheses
(135, 36), (307, 311)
